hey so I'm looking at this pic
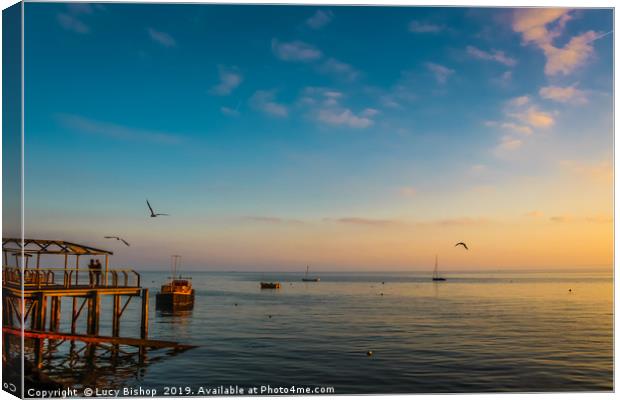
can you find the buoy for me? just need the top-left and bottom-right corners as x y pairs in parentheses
(380, 293), (384, 296)
(382, 281), (385, 284)
(234, 303), (238, 306)
(569, 289), (572, 292)
(268, 315), (272, 318)
(367, 351), (373, 356)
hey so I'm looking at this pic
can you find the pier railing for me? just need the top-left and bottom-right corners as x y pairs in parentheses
(2, 267), (140, 290)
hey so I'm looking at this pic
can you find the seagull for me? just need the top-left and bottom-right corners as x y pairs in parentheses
(146, 199), (169, 217)
(455, 242), (469, 250)
(104, 236), (130, 247)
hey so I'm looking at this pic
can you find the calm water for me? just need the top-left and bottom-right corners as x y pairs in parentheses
(51, 270), (612, 393)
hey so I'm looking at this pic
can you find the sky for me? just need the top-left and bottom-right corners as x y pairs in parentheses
(15, 4), (613, 271)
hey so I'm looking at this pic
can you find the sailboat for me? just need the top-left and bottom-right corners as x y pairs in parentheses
(302, 265), (320, 282)
(432, 255), (446, 281)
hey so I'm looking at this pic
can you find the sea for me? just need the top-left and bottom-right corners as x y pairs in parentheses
(44, 270), (612, 394)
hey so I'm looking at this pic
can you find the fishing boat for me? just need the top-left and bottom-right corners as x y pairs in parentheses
(302, 265), (320, 282)
(260, 282), (281, 289)
(156, 255), (195, 310)
(432, 255), (446, 281)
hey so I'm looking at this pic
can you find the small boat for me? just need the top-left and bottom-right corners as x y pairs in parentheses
(260, 282), (281, 289)
(156, 255), (195, 310)
(302, 265), (320, 282)
(432, 255), (446, 281)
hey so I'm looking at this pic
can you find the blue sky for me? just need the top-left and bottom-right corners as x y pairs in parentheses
(19, 4), (613, 270)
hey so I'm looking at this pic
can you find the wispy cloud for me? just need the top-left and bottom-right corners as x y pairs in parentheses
(243, 216), (304, 225)
(426, 62), (454, 84)
(250, 90), (288, 118)
(220, 106), (240, 117)
(399, 187), (417, 197)
(325, 217), (399, 227)
(300, 87), (377, 129)
(57, 13), (90, 34)
(504, 95), (555, 129)
(272, 39), (322, 62)
(512, 9), (601, 76)
(306, 10), (333, 29)
(408, 20), (444, 33)
(466, 45), (516, 66)
(319, 58), (360, 81)
(147, 28), (176, 47)
(210, 65), (243, 96)
(539, 84), (587, 104)
(317, 108), (376, 129)
(560, 159), (612, 184)
(56, 114), (181, 144)
(550, 214), (612, 224)
(495, 135), (523, 152)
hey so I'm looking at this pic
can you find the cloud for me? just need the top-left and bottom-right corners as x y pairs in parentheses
(470, 164), (487, 173)
(306, 10), (333, 29)
(509, 95), (530, 107)
(550, 214), (612, 224)
(250, 90), (288, 117)
(408, 20), (444, 33)
(539, 84), (587, 104)
(426, 62), (454, 84)
(56, 114), (181, 144)
(399, 187), (417, 197)
(272, 39), (322, 62)
(317, 108), (375, 128)
(500, 122), (533, 135)
(147, 28), (176, 47)
(220, 106), (240, 117)
(300, 87), (377, 129)
(243, 216), (304, 225)
(511, 107), (555, 128)
(67, 3), (95, 15)
(560, 159), (612, 183)
(466, 45), (517, 66)
(319, 58), (360, 81)
(57, 13), (90, 34)
(512, 9), (599, 76)
(325, 217), (398, 227)
(504, 96), (555, 128)
(430, 217), (492, 226)
(210, 66), (243, 96)
(525, 210), (544, 217)
(496, 135), (523, 152)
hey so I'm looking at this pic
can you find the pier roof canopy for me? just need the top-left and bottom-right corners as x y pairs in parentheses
(2, 238), (113, 256)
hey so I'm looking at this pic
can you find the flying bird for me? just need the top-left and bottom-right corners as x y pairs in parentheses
(146, 199), (169, 217)
(455, 242), (469, 250)
(104, 236), (130, 247)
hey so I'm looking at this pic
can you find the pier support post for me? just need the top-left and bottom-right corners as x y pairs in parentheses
(112, 295), (120, 337)
(49, 297), (61, 332)
(87, 291), (100, 336)
(140, 289), (149, 339)
(33, 293), (46, 368)
(71, 297), (77, 334)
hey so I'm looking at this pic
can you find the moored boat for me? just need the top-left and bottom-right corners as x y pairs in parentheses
(301, 265), (319, 282)
(156, 255), (195, 310)
(260, 282), (281, 289)
(432, 254), (446, 281)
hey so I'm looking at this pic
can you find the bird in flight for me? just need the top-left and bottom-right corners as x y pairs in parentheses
(104, 236), (130, 247)
(455, 242), (469, 250)
(146, 199), (169, 217)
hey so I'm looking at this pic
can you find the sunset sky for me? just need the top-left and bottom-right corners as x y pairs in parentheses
(18, 5), (613, 270)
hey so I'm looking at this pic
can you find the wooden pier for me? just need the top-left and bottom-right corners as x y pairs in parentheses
(2, 238), (193, 385)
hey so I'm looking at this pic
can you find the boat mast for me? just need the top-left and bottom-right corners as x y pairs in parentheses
(171, 255), (181, 279)
(433, 255), (438, 279)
